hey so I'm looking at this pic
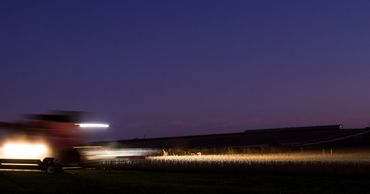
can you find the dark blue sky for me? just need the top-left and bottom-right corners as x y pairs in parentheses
(1, 1), (370, 140)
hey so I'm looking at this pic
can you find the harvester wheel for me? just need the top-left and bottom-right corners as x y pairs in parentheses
(42, 158), (62, 174)
(46, 164), (57, 174)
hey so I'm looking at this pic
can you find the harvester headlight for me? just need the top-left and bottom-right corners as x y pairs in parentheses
(1, 143), (49, 159)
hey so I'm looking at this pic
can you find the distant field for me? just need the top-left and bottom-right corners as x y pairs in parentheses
(1, 169), (370, 193)
(2, 152), (370, 193)
(149, 152), (370, 162)
(98, 152), (370, 175)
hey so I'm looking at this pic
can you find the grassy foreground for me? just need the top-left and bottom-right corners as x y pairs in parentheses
(0, 169), (370, 193)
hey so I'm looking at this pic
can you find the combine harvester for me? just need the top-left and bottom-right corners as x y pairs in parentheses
(0, 111), (110, 173)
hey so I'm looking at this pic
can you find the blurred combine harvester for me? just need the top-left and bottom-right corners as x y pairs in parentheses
(0, 111), (112, 173)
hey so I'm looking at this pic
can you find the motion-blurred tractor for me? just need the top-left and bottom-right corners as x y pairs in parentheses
(0, 111), (108, 174)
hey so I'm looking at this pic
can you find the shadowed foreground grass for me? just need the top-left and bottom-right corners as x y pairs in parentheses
(0, 169), (370, 193)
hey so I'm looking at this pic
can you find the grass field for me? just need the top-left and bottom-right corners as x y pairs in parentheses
(98, 152), (370, 175)
(0, 168), (370, 193)
(2, 152), (370, 193)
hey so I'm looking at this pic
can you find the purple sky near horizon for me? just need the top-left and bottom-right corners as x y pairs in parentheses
(1, 1), (370, 140)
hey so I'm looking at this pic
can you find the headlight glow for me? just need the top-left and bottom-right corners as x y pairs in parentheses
(77, 123), (110, 128)
(1, 143), (49, 159)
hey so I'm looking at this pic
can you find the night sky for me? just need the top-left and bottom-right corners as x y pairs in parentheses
(1, 1), (370, 140)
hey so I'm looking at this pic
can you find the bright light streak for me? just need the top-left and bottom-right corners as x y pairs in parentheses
(80, 148), (160, 160)
(1, 163), (40, 166)
(1, 143), (49, 159)
(77, 123), (110, 128)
